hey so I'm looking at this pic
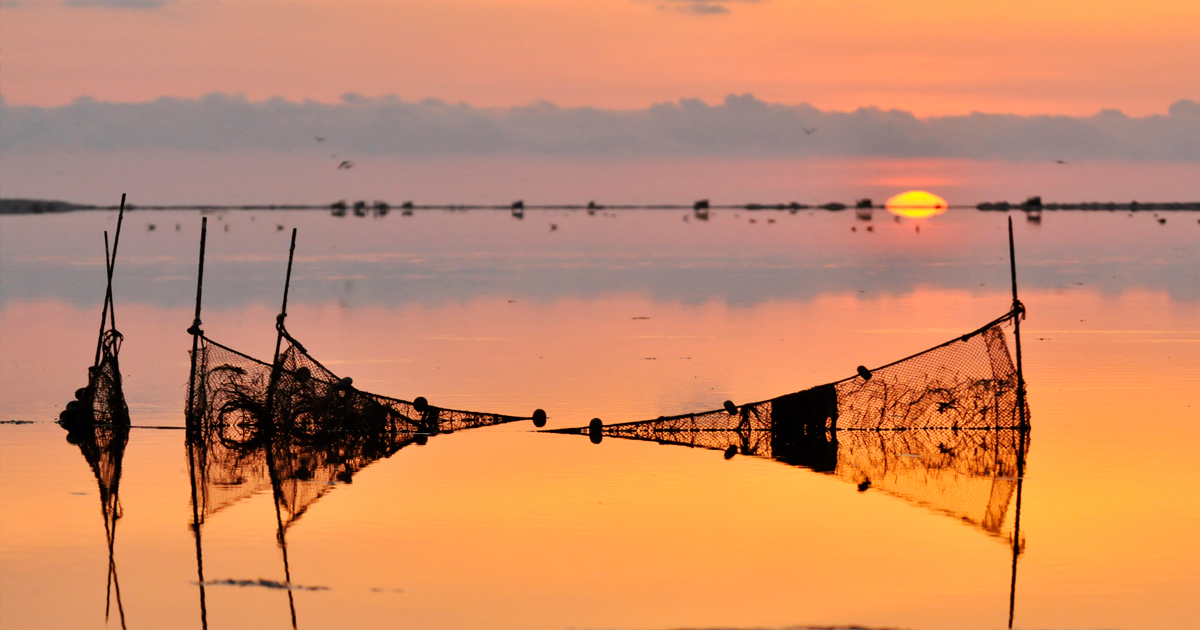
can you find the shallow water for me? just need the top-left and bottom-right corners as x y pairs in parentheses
(1, 208), (1198, 630)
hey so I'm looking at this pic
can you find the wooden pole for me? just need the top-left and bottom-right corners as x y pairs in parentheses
(1006, 215), (1029, 628)
(266, 229), (298, 414)
(1008, 216), (1027, 429)
(94, 194), (126, 366)
(186, 217), (208, 415)
(272, 228), (299, 366)
(185, 217), (209, 630)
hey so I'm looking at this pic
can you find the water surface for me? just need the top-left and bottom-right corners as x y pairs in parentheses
(2, 208), (1197, 629)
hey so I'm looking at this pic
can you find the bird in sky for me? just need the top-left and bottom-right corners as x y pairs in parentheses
(1055, 159), (1067, 164)
(316, 136), (325, 142)
(337, 160), (354, 170)
(803, 127), (818, 135)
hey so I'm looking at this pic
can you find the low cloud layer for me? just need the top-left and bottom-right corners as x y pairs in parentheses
(657, 0), (764, 15)
(3, 93), (1199, 160)
(62, 0), (167, 8)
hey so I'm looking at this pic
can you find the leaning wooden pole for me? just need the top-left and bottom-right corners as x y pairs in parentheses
(266, 229), (298, 411)
(185, 217), (209, 630)
(265, 229), (300, 628)
(94, 194), (126, 366)
(273, 228), (299, 366)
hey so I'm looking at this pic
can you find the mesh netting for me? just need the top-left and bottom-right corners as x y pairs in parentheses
(60, 328), (130, 628)
(553, 309), (1030, 539)
(186, 327), (535, 527)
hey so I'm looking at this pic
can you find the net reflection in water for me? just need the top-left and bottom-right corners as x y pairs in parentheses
(186, 329), (537, 528)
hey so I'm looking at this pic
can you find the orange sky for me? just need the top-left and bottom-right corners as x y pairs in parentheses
(3, 0), (1198, 115)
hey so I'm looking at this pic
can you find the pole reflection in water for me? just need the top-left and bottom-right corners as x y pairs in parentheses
(183, 222), (545, 629)
(58, 195), (130, 630)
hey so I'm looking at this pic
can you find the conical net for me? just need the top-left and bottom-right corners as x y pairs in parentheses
(554, 309), (1030, 539)
(60, 327), (130, 628)
(186, 327), (534, 527)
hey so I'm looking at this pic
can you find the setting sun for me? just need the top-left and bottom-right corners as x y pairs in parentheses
(886, 190), (949, 218)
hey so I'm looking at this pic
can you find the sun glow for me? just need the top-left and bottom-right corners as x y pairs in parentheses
(886, 190), (948, 218)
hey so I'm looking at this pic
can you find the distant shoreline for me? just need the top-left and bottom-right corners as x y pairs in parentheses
(3, 197), (1199, 215)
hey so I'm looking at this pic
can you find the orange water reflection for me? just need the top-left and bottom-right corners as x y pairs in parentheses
(2, 210), (1199, 630)
(3, 285), (1198, 630)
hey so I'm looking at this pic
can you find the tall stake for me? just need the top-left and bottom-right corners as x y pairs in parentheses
(94, 194), (126, 366)
(1008, 216), (1027, 428)
(263, 228), (300, 628)
(267, 229), (299, 410)
(1006, 215), (1029, 628)
(185, 217), (209, 630)
(273, 228), (299, 365)
(186, 216), (208, 418)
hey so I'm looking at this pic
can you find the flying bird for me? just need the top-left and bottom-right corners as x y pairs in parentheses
(337, 160), (354, 170)
(1055, 159), (1067, 164)
(803, 127), (818, 135)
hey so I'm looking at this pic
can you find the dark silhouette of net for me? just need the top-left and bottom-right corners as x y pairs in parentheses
(551, 308), (1030, 539)
(57, 197), (130, 629)
(186, 327), (535, 528)
(62, 404), (129, 630)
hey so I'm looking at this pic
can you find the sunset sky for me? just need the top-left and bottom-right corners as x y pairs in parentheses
(4, 0), (1198, 116)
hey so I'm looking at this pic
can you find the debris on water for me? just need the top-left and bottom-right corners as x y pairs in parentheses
(200, 579), (330, 592)
(370, 587), (405, 594)
(898, 453), (921, 458)
(0, 420), (37, 425)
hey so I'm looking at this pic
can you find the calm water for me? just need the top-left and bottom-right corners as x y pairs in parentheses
(1, 208), (1198, 630)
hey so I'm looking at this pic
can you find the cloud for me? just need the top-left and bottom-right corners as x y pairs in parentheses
(656, 0), (764, 15)
(2, 93), (1199, 161)
(62, 0), (167, 8)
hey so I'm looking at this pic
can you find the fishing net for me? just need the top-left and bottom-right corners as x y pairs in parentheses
(186, 326), (537, 528)
(59, 328), (130, 628)
(552, 308), (1030, 539)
